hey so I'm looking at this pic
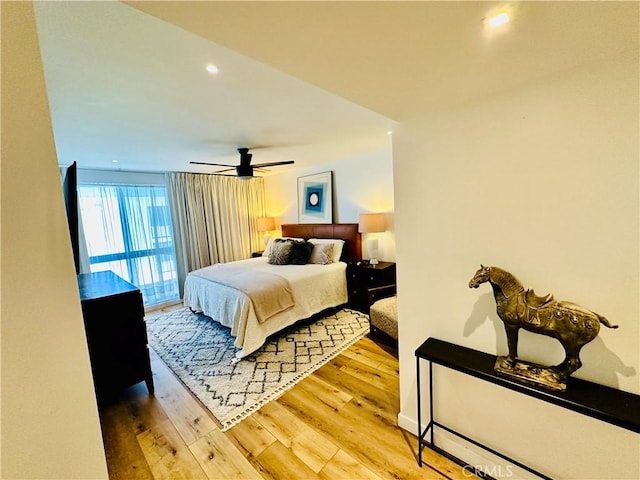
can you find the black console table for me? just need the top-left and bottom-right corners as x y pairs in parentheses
(79, 271), (154, 403)
(415, 337), (640, 479)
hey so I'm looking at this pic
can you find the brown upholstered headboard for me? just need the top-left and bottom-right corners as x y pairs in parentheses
(281, 223), (361, 263)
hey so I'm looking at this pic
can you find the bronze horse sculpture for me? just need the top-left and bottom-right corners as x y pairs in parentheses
(469, 265), (618, 390)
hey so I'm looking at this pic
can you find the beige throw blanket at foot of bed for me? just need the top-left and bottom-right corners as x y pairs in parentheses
(189, 265), (294, 323)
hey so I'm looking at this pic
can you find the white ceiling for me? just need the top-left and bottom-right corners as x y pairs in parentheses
(34, 1), (638, 175)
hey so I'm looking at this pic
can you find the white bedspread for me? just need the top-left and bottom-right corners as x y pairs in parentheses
(183, 257), (347, 358)
(188, 264), (294, 324)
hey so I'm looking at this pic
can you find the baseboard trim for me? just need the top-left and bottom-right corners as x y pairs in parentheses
(397, 411), (420, 435)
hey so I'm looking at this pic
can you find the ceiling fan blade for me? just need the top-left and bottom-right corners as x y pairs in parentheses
(251, 160), (295, 168)
(189, 161), (237, 167)
(212, 168), (237, 173)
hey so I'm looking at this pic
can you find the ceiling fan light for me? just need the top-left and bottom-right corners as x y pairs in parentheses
(236, 165), (254, 177)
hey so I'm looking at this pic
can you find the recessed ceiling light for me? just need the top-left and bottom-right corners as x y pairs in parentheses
(488, 12), (509, 29)
(206, 64), (219, 75)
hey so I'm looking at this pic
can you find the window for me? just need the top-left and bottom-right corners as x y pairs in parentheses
(78, 184), (179, 306)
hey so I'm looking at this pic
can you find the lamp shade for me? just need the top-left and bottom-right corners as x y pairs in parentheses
(256, 217), (275, 232)
(358, 213), (386, 233)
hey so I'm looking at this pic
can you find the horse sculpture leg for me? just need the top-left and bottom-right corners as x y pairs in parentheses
(556, 342), (584, 381)
(504, 324), (520, 365)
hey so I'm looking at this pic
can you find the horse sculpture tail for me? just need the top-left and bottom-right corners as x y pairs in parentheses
(597, 314), (619, 329)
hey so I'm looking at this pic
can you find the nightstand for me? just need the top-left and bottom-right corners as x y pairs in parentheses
(347, 261), (396, 313)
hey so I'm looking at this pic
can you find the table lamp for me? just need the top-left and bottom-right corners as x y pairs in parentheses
(256, 217), (276, 247)
(358, 213), (386, 265)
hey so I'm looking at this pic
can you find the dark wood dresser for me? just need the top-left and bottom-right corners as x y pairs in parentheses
(78, 271), (153, 403)
(347, 261), (397, 313)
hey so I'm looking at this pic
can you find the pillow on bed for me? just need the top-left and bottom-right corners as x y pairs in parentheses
(308, 243), (334, 265)
(309, 238), (345, 263)
(263, 237), (303, 257)
(268, 239), (293, 265)
(288, 240), (314, 265)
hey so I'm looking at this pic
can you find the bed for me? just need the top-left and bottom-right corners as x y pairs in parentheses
(183, 223), (361, 358)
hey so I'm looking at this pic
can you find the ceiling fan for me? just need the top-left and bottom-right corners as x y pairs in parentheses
(190, 148), (294, 178)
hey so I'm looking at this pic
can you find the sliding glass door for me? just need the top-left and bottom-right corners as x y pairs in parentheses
(78, 184), (179, 307)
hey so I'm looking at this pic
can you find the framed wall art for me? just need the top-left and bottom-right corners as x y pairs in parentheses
(298, 171), (333, 224)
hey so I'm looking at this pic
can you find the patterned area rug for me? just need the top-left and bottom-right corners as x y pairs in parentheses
(145, 307), (369, 431)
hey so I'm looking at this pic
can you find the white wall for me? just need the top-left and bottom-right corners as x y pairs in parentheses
(264, 149), (396, 262)
(1, 3), (109, 478)
(394, 51), (639, 479)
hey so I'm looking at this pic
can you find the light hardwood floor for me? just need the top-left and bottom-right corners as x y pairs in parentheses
(99, 309), (472, 480)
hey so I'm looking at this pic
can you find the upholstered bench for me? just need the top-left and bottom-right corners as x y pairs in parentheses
(368, 284), (397, 341)
(370, 295), (398, 340)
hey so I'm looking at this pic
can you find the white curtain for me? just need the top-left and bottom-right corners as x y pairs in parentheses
(166, 172), (266, 296)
